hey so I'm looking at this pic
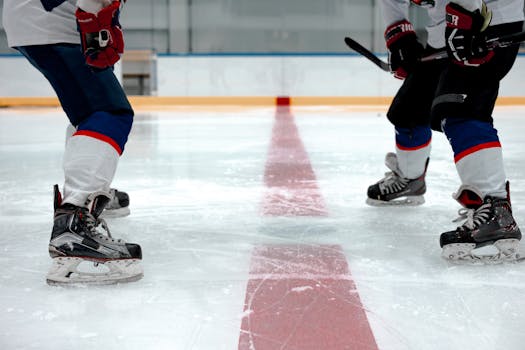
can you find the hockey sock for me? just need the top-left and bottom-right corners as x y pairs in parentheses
(442, 118), (507, 198)
(395, 125), (431, 179)
(62, 111), (132, 206)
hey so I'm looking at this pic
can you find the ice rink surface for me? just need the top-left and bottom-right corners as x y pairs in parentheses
(1, 105), (525, 349)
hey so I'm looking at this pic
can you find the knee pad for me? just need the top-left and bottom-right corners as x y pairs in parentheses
(75, 111), (133, 154)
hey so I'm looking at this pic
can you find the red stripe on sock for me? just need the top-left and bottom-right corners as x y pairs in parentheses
(238, 245), (378, 350)
(73, 130), (122, 155)
(261, 105), (327, 216)
(396, 137), (431, 151)
(454, 141), (501, 163)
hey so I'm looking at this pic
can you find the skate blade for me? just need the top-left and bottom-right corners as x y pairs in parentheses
(442, 239), (521, 263)
(366, 195), (425, 207)
(46, 257), (143, 286)
(99, 206), (131, 218)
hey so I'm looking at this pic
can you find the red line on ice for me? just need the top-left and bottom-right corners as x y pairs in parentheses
(260, 101), (327, 216)
(238, 99), (378, 350)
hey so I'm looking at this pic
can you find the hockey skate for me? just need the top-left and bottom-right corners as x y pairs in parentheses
(440, 185), (521, 263)
(100, 188), (130, 218)
(46, 185), (143, 285)
(366, 152), (427, 206)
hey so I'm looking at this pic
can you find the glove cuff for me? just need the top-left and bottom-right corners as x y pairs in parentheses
(385, 20), (416, 48)
(446, 2), (492, 32)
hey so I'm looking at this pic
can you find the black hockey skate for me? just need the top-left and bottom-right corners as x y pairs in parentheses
(366, 152), (427, 206)
(46, 185), (143, 285)
(440, 185), (521, 262)
(101, 188), (130, 218)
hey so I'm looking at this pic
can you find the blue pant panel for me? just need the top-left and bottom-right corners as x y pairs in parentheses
(17, 44), (133, 126)
(395, 126), (432, 149)
(442, 118), (500, 156)
(77, 111), (133, 153)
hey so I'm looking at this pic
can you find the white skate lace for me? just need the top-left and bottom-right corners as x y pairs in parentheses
(83, 210), (122, 244)
(378, 172), (410, 194)
(453, 203), (491, 230)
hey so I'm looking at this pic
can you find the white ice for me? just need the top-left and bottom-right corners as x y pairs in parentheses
(1, 105), (525, 349)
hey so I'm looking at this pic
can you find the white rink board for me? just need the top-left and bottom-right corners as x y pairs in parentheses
(2, 54), (525, 97)
(155, 55), (402, 97)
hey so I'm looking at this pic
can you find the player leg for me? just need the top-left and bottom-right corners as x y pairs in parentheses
(17, 44), (142, 284)
(64, 123), (130, 217)
(367, 50), (445, 206)
(431, 22), (523, 262)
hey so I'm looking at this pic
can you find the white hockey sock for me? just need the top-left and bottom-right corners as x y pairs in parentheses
(62, 134), (119, 207)
(456, 147), (507, 199)
(64, 124), (76, 144)
(395, 143), (431, 179)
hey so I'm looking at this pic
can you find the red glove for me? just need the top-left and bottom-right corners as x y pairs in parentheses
(384, 20), (423, 79)
(76, 1), (124, 69)
(445, 2), (493, 67)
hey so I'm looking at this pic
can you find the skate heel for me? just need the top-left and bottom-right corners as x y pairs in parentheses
(100, 188), (131, 218)
(48, 245), (67, 258)
(442, 243), (476, 261)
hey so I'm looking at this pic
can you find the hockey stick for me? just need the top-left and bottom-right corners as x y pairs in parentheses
(343, 37), (390, 72)
(344, 30), (525, 72)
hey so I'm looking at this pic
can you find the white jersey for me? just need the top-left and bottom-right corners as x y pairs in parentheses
(2, 0), (111, 48)
(381, 0), (525, 49)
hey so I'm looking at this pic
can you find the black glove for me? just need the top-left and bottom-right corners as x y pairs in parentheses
(445, 2), (493, 67)
(384, 20), (424, 79)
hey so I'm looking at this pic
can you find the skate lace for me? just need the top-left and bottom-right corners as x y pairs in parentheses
(378, 172), (410, 194)
(83, 210), (123, 244)
(453, 203), (491, 230)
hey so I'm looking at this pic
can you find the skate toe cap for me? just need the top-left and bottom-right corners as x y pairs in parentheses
(126, 243), (142, 259)
(367, 184), (380, 199)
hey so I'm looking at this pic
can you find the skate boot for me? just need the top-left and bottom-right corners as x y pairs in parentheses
(46, 185), (143, 285)
(440, 184), (521, 262)
(366, 152), (427, 206)
(101, 188), (130, 218)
